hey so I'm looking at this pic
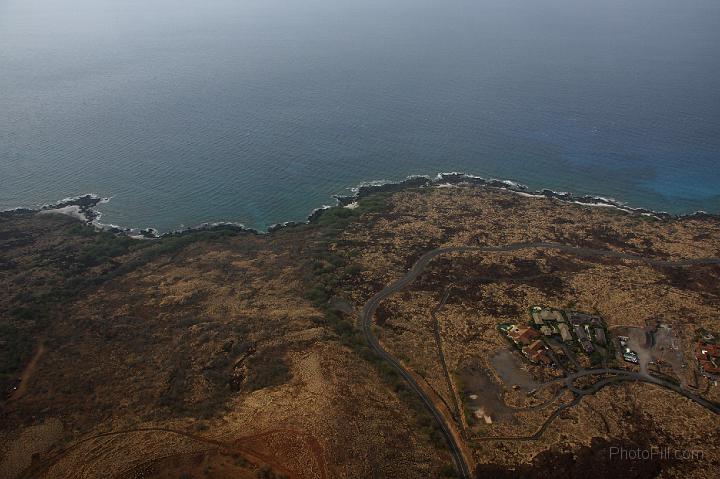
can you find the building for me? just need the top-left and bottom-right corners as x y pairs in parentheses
(699, 360), (720, 375)
(540, 325), (555, 336)
(531, 307), (566, 325)
(523, 340), (553, 365)
(557, 323), (573, 342)
(580, 338), (595, 353)
(523, 340), (544, 355)
(574, 324), (589, 341)
(594, 328), (607, 345)
(569, 312), (604, 327)
(532, 350), (553, 365)
(696, 342), (720, 375)
(509, 326), (540, 346)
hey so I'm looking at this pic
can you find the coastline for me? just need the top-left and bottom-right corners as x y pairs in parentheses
(2, 172), (718, 239)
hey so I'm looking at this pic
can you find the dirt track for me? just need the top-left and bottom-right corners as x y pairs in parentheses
(18, 427), (328, 479)
(9, 340), (45, 402)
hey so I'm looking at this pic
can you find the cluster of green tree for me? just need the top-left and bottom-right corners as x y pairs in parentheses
(1, 281), (78, 398)
(73, 229), (140, 266)
(439, 462), (460, 477)
(156, 320), (258, 419)
(158, 357), (191, 413)
(302, 191), (450, 457)
(0, 322), (34, 395)
(311, 192), (391, 239)
(255, 465), (288, 479)
(1, 221), (247, 402)
(302, 195), (391, 308)
(73, 226), (242, 280)
(243, 348), (291, 392)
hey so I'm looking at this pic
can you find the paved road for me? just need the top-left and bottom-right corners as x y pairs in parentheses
(359, 242), (720, 477)
(565, 368), (720, 413)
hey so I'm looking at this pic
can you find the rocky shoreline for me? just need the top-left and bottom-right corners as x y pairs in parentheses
(0, 194), (261, 239)
(1, 194), (106, 222)
(2, 173), (718, 239)
(335, 172), (719, 221)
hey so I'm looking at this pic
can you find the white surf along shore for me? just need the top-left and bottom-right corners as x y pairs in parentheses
(6, 172), (715, 239)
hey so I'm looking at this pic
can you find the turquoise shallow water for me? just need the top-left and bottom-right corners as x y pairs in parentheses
(1, 0), (719, 231)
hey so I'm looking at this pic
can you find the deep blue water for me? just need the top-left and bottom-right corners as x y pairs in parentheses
(1, 0), (719, 231)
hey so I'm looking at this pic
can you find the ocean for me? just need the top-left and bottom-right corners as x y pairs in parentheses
(1, 0), (719, 231)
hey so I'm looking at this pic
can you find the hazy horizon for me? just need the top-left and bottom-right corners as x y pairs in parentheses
(2, 0), (719, 231)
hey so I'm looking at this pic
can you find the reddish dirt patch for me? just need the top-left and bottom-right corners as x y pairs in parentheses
(230, 429), (329, 479)
(19, 427), (327, 479)
(121, 449), (260, 479)
(9, 340), (45, 401)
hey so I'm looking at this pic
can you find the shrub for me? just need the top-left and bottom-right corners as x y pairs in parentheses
(440, 463), (458, 477)
(244, 349), (291, 392)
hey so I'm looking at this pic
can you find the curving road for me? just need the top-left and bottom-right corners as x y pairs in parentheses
(564, 368), (720, 413)
(359, 242), (720, 478)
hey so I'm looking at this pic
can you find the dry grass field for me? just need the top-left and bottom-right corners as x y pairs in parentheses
(2, 184), (719, 478)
